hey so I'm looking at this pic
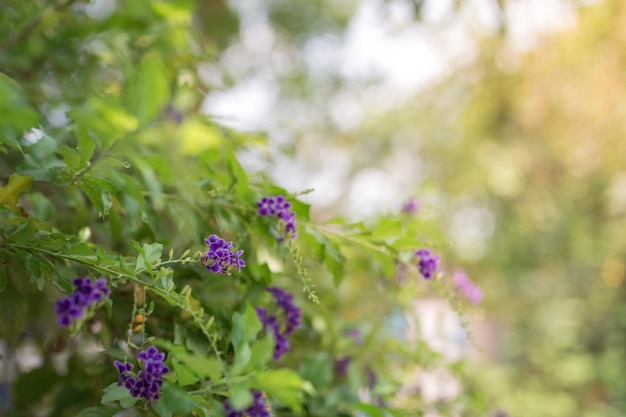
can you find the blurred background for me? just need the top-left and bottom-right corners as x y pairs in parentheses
(3, 0), (626, 416)
(197, 0), (626, 415)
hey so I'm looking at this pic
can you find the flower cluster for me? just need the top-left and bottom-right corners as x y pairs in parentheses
(200, 234), (246, 274)
(256, 195), (297, 241)
(414, 249), (440, 279)
(256, 286), (301, 361)
(453, 270), (483, 305)
(54, 277), (109, 327)
(224, 390), (270, 417)
(114, 346), (169, 402)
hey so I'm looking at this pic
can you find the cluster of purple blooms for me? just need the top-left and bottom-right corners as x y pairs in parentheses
(256, 195), (297, 242)
(114, 346), (170, 402)
(224, 390), (270, 417)
(54, 277), (109, 327)
(200, 234), (246, 274)
(256, 286), (301, 361)
(414, 249), (440, 279)
(453, 270), (483, 305)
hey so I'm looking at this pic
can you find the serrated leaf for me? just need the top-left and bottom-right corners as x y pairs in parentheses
(0, 174), (32, 206)
(101, 382), (137, 408)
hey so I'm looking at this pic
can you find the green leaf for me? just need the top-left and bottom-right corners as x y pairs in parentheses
(231, 341), (251, 375)
(171, 358), (200, 386)
(246, 333), (275, 373)
(64, 242), (97, 264)
(126, 53), (170, 124)
(352, 403), (387, 417)
(134, 241), (163, 273)
(191, 396), (213, 417)
(252, 369), (311, 414)
(229, 384), (253, 411)
(56, 144), (82, 171)
(0, 174), (32, 206)
(75, 125), (96, 164)
(101, 382), (138, 408)
(75, 406), (119, 417)
(155, 340), (222, 381)
(370, 219), (403, 241)
(160, 381), (196, 414)
(151, 399), (173, 417)
(231, 303), (262, 350)
(79, 176), (113, 217)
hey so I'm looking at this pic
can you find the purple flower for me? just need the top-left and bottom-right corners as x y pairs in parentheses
(402, 198), (419, 214)
(256, 195), (297, 241)
(256, 287), (301, 360)
(334, 356), (351, 377)
(114, 346), (169, 402)
(453, 270), (483, 305)
(200, 234), (246, 274)
(54, 277), (110, 327)
(224, 390), (270, 417)
(414, 249), (440, 279)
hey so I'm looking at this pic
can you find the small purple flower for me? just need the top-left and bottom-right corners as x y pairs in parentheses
(414, 249), (440, 279)
(54, 277), (110, 327)
(256, 287), (301, 360)
(256, 195), (297, 241)
(200, 234), (246, 274)
(224, 390), (270, 417)
(114, 346), (169, 402)
(453, 270), (483, 305)
(334, 356), (351, 377)
(402, 199), (419, 214)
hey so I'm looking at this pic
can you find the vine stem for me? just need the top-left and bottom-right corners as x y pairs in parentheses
(7, 243), (223, 366)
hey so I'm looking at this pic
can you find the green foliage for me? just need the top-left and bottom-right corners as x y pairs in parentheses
(0, 1), (486, 416)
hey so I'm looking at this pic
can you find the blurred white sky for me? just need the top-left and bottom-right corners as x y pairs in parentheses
(202, 0), (587, 228)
